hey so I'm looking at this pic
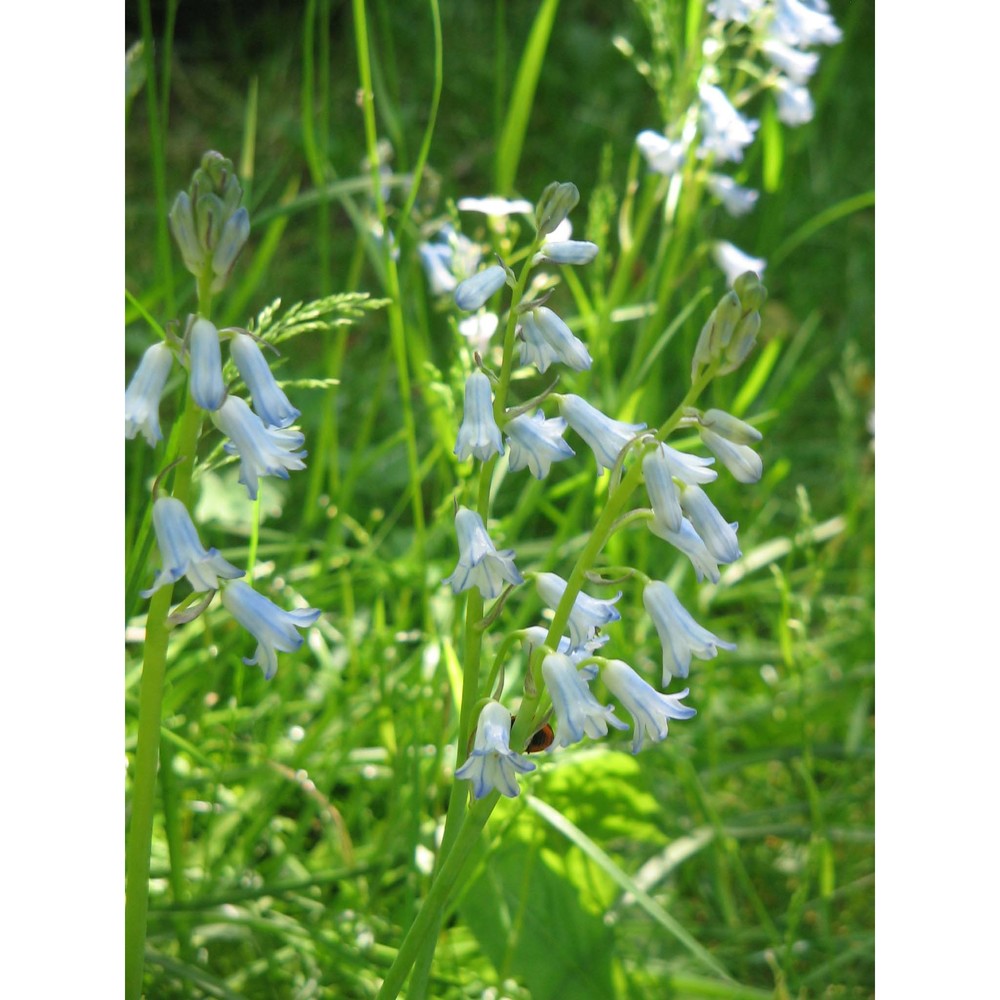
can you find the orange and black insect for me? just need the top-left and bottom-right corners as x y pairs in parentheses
(511, 715), (555, 754)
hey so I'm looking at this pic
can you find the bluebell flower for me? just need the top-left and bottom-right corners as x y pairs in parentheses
(772, 0), (842, 47)
(761, 37), (820, 84)
(520, 308), (591, 373)
(636, 129), (690, 176)
(542, 652), (628, 748)
(141, 497), (244, 597)
(458, 312), (500, 354)
(419, 225), (483, 296)
(712, 240), (767, 286)
(706, 174), (759, 217)
(229, 332), (300, 429)
(707, 0), (764, 23)
(698, 85), (759, 164)
(505, 409), (575, 479)
(455, 700), (536, 799)
(443, 507), (523, 600)
(517, 312), (561, 373)
(457, 196), (533, 218)
(773, 77), (815, 126)
(125, 342), (173, 446)
(696, 409), (763, 483)
(559, 394), (646, 474)
(454, 371), (504, 462)
(642, 444), (684, 533)
(189, 317), (227, 411)
(419, 241), (458, 295)
(602, 659), (697, 753)
(455, 264), (509, 312)
(643, 580), (736, 685)
(648, 516), (722, 584)
(679, 483), (742, 564)
(521, 626), (609, 663)
(213, 395), (307, 500)
(220, 580), (321, 680)
(534, 240), (599, 266)
(535, 571), (622, 649)
(659, 442), (718, 485)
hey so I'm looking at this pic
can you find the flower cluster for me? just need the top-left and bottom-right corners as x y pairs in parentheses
(635, 0), (841, 279)
(443, 181), (767, 799)
(126, 152), (319, 679)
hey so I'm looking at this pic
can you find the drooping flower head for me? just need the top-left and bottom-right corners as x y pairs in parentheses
(648, 516), (722, 584)
(213, 395), (307, 501)
(519, 308), (592, 373)
(678, 483), (742, 565)
(125, 342), (173, 447)
(220, 580), (320, 680)
(542, 652), (628, 748)
(141, 497), (244, 598)
(643, 580), (737, 685)
(706, 174), (759, 217)
(455, 700), (536, 799)
(698, 85), (759, 164)
(558, 395), (646, 475)
(454, 370), (504, 462)
(443, 507), (523, 600)
(230, 332), (300, 429)
(535, 571), (622, 649)
(636, 129), (691, 176)
(504, 409), (575, 479)
(188, 317), (227, 412)
(602, 659), (697, 753)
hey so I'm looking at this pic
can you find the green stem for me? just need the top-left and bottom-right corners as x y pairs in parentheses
(376, 795), (498, 1000)
(125, 290), (211, 998)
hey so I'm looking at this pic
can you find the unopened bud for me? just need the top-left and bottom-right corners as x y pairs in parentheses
(719, 312), (761, 374)
(733, 271), (767, 312)
(170, 151), (250, 291)
(691, 290), (742, 379)
(535, 182), (580, 237)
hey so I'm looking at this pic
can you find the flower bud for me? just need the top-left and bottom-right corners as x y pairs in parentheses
(719, 312), (761, 374)
(170, 151), (250, 291)
(733, 271), (767, 311)
(534, 182), (580, 237)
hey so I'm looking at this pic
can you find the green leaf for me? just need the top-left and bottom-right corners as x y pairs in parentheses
(460, 836), (617, 1000)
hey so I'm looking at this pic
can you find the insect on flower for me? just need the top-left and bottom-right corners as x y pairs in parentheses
(510, 715), (555, 754)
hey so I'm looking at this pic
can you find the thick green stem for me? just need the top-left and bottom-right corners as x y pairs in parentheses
(376, 795), (498, 1000)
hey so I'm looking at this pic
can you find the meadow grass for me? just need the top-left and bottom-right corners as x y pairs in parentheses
(126, 1), (874, 996)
